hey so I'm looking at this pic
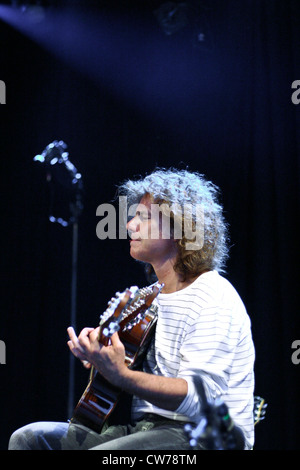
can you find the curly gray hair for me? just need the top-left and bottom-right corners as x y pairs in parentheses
(118, 168), (229, 281)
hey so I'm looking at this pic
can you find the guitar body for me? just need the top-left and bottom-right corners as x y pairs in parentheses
(71, 283), (162, 433)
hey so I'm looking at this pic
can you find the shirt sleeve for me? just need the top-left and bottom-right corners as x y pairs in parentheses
(175, 305), (235, 421)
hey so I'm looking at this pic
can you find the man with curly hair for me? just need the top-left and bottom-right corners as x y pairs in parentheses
(9, 168), (255, 450)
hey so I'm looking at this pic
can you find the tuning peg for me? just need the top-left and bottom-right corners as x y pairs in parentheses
(107, 296), (120, 307)
(103, 321), (120, 337)
(124, 323), (133, 331)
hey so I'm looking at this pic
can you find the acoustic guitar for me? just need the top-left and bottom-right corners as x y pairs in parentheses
(71, 281), (163, 433)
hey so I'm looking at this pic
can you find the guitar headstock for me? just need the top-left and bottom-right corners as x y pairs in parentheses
(98, 282), (163, 345)
(254, 396), (267, 425)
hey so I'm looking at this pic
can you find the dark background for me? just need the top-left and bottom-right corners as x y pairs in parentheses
(0, 0), (299, 450)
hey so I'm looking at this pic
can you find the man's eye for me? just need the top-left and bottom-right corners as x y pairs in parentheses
(139, 214), (150, 221)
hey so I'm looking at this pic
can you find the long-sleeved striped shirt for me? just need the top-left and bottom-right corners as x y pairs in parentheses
(131, 270), (255, 449)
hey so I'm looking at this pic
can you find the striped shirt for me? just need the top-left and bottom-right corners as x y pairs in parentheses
(131, 270), (255, 449)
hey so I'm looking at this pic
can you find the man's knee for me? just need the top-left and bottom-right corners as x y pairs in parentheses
(9, 424), (34, 450)
(8, 422), (67, 450)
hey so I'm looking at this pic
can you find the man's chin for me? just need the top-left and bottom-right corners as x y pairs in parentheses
(129, 242), (147, 262)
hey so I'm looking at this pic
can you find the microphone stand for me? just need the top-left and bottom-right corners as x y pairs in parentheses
(67, 192), (83, 419)
(33, 141), (83, 420)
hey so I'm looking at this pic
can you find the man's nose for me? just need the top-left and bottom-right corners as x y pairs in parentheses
(127, 217), (139, 238)
(127, 217), (134, 230)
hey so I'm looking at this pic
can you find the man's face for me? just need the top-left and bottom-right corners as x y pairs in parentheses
(126, 195), (177, 268)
